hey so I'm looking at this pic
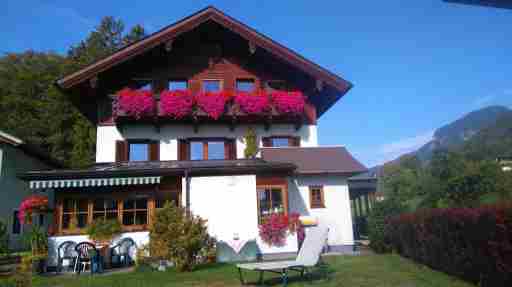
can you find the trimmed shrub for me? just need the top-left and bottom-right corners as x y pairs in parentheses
(386, 204), (512, 287)
(149, 203), (215, 272)
(367, 199), (405, 253)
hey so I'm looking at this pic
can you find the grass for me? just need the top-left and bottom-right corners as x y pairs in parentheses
(5, 254), (474, 287)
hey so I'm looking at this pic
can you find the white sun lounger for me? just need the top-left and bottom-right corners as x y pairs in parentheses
(236, 226), (329, 286)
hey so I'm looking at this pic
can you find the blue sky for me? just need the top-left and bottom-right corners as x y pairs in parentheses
(3, 0), (512, 167)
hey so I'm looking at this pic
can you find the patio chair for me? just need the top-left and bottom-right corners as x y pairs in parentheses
(74, 242), (98, 275)
(110, 237), (136, 267)
(236, 226), (329, 287)
(57, 241), (77, 273)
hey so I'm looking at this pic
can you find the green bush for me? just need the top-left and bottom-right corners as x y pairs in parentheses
(149, 203), (215, 272)
(367, 199), (405, 253)
(85, 219), (122, 242)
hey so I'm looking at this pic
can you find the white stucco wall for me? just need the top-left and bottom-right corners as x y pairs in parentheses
(96, 124), (318, 163)
(288, 175), (354, 247)
(47, 231), (148, 267)
(183, 175), (297, 255)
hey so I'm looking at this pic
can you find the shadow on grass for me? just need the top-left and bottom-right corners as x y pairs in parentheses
(243, 263), (336, 286)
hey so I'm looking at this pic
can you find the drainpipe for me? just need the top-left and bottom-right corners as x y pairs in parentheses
(185, 169), (191, 216)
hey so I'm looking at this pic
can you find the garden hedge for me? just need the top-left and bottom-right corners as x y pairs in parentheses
(385, 205), (512, 287)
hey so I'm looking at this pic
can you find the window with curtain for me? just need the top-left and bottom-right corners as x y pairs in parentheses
(62, 199), (89, 229)
(309, 186), (325, 208)
(257, 186), (285, 222)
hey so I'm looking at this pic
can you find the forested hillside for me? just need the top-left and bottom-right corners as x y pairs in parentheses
(0, 17), (146, 168)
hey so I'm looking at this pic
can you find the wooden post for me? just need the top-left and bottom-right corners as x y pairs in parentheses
(185, 170), (191, 217)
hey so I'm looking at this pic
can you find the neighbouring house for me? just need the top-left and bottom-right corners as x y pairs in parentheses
(18, 6), (366, 265)
(497, 157), (512, 172)
(0, 130), (61, 250)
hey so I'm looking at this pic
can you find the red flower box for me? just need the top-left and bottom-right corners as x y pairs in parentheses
(115, 88), (155, 119)
(195, 91), (231, 120)
(259, 212), (303, 247)
(159, 90), (194, 119)
(271, 91), (305, 115)
(234, 90), (270, 115)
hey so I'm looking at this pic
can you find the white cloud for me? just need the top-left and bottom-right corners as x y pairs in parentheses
(358, 130), (434, 167)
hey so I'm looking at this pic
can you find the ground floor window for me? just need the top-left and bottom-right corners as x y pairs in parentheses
(93, 199), (118, 221)
(12, 210), (21, 234)
(257, 186), (286, 222)
(122, 198), (148, 226)
(309, 186), (325, 208)
(62, 199), (88, 229)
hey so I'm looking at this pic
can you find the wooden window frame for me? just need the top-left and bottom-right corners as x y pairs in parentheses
(92, 199), (119, 221)
(262, 136), (301, 147)
(309, 186), (325, 209)
(61, 198), (89, 233)
(168, 78), (188, 91)
(183, 137), (236, 160)
(256, 184), (288, 223)
(121, 198), (149, 228)
(201, 79), (224, 92)
(235, 78), (256, 92)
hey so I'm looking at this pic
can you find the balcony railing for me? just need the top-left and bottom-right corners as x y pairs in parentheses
(112, 89), (314, 127)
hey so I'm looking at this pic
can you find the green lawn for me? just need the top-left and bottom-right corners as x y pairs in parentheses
(20, 254), (474, 287)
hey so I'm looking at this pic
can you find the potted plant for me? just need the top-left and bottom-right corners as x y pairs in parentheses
(23, 226), (48, 274)
(85, 219), (122, 246)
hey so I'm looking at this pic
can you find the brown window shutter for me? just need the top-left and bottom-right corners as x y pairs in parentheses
(178, 139), (190, 160)
(115, 140), (128, 162)
(149, 141), (160, 161)
(289, 137), (301, 147)
(262, 137), (272, 147)
(224, 139), (236, 160)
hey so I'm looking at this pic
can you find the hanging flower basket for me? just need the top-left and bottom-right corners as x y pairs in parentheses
(115, 88), (155, 119)
(234, 90), (270, 115)
(19, 195), (49, 224)
(271, 91), (305, 115)
(195, 91), (231, 120)
(159, 90), (194, 119)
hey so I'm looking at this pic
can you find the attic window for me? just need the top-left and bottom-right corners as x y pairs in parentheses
(168, 80), (188, 91)
(265, 80), (291, 92)
(203, 80), (221, 92)
(236, 79), (255, 92)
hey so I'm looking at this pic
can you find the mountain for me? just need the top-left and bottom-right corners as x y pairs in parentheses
(415, 106), (512, 162)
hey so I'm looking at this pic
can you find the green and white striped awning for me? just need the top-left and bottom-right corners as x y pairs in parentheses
(29, 176), (161, 189)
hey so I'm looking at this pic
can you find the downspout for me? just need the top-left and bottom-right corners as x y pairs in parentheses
(185, 169), (191, 216)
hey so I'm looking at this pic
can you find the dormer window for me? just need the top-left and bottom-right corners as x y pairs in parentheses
(236, 79), (255, 92)
(203, 80), (222, 92)
(168, 79), (188, 90)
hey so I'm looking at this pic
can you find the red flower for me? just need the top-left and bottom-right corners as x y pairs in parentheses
(234, 90), (270, 115)
(271, 91), (305, 115)
(19, 195), (48, 224)
(160, 89), (194, 119)
(195, 91), (230, 119)
(258, 212), (303, 247)
(115, 88), (155, 119)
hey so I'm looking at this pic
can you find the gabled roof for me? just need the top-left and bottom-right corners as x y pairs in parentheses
(261, 146), (367, 175)
(0, 130), (63, 168)
(56, 6), (352, 95)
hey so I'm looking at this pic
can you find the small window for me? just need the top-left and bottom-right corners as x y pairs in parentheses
(309, 186), (325, 209)
(168, 80), (188, 91)
(12, 211), (21, 234)
(190, 140), (226, 160)
(271, 138), (290, 147)
(203, 80), (221, 92)
(236, 79), (255, 92)
(129, 143), (149, 161)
